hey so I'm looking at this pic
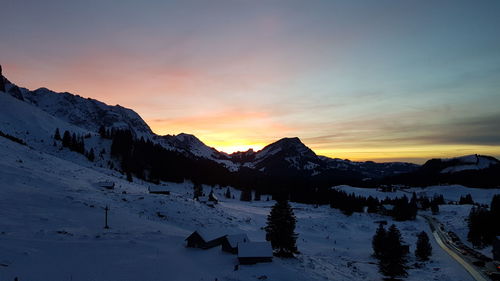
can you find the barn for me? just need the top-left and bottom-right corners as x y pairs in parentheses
(185, 229), (227, 249)
(237, 242), (273, 264)
(221, 233), (249, 254)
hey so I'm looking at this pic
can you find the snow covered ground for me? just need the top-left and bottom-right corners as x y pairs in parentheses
(335, 184), (500, 205)
(0, 137), (478, 281)
(337, 185), (500, 259)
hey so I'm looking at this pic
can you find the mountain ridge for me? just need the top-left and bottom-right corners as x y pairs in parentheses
(2, 65), (499, 188)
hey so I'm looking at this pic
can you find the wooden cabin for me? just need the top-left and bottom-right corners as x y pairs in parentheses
(185, 230), (227, 249)
(98, 181), (115, 190)
(237, 242), (273, 265)
(148, 186), (170, 195)
(221, 233), (249, 254)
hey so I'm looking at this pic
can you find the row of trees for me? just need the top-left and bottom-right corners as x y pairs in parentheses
(0, 130), (26, 146)
(54, 128), (95, 161)
(467, 194), (500, 248)
(372, 224), (432, 280)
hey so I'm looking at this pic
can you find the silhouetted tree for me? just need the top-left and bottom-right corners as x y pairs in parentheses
(468, 206), (494, 248)
(99, 125), (107, 138)
(87, 148), (95, 162)
(126, 171), (133, 182)
(240, 189), (252, 202)
(459, 194), (474, 205)
(415, 231), (432, 261)
(224, 187), (231, 199)
(491, 194), (500, 235)
(265, 200), (298, 257)
(193, 183), (203, 200)
(62, 130), (71, 147)
(378, 224), (407, 279)
(254, 190), (261, 201)
(430, 202), (439, 215)
(372, 223), (387, 258)
(54, 128), (61, 140)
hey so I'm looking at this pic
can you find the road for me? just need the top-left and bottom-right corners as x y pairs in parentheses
(421, 215), (491, 281)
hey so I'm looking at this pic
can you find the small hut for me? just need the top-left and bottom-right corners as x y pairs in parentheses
(148, 186), (170, 195)
(221, 233), (249, 254)
(185, 229), (227, 249)
(237, 242), (273, 264)
(98, 181), (115, 190)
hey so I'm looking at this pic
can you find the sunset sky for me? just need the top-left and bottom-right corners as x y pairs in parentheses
(1, 0), (500, 163)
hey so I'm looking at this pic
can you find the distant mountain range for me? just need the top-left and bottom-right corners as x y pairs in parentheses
(1, 65), (499, 189)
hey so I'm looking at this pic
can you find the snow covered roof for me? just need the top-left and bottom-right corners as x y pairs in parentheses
(98, 181), (114, 188)
(226, 233), (249, 248)
(238, 242), (273, 258)
(382, 204), (394, 211)
(148, 186), (169, 192)
(195, 229), (226, 242)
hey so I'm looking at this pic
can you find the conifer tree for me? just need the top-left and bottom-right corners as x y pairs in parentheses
(240, 189), (252, 202)
(87, 148), (95, 162)
(490, 194), (500, 235)
(54, 128), (61, 140)
(208, 189), (217, 202)
(468, 206), (494, 248)
(62, 130), (71, 147)
(126, 170), (133, 182)
(372, 223), (387, 258)
(224, 187), (231, 199)
(265, 200), (298, 257)
(99, 125), (107, 138)
(415, 231), (432, 261)
(254, 190), (261, 201)
(193, 183), (203, 199)
(378, 224), (407, 279)
(459, 194), (474, 205)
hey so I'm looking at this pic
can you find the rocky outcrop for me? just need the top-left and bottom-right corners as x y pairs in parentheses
(0, 65), (5, 92)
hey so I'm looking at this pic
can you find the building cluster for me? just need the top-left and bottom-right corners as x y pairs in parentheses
(185, 229), (273, 265)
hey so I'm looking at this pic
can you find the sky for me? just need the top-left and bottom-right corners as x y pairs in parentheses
(1, 0), (500, 163)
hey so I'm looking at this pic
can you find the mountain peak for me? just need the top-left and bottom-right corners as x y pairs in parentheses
(255, 136), (317, 162)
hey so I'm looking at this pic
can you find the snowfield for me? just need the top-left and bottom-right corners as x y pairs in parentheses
(0, 137), (479, 281)
(337, 185), (500, 259)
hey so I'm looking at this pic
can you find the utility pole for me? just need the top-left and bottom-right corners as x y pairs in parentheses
(104, 205), (110, 229)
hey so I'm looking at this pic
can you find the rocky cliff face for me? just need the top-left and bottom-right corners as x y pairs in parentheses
(0, 65), (5, 92)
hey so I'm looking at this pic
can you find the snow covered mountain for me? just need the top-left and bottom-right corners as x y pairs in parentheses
(225, 137), (418, 180)
(0, 65), (418, 179)
(386, 154), (500, 188)
(3, 65), (498, 188)
(239, 137), (321, 171)
(3, 75), (153, 138)
(419, 154), (500, 175)
(439, 154), (500, 173)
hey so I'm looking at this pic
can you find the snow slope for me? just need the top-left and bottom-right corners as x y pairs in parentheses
(441, 155), (499, 173)
(0, 136), (475, 281)
(4, 81), (153, 138)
